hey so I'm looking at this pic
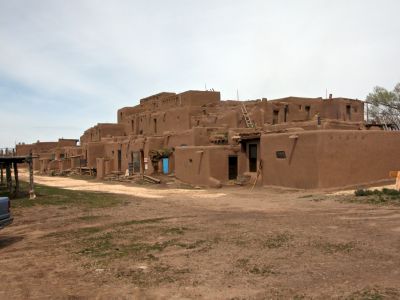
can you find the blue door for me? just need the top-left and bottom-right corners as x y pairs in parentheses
(162, 158), (169, 174)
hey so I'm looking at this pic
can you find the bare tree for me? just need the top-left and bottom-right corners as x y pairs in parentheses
(366, 83), (400, 129)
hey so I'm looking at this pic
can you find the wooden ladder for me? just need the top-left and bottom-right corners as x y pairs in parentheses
(241, 104), (255, 128)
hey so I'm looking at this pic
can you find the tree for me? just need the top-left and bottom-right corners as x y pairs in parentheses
(366, 83), (400, 128)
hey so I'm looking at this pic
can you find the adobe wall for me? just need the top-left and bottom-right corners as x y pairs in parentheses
(85, 142), (106, 168)
(261, 130), (400, 189)
(321, 99), (364, 122)
(175, 145), (244, 187)
(57, 139), (79, 147)
(317, 130), (400, 188)
(16, 142), (58, 156)
(179, 90), (221, 107)
(261, 132), (320, 189)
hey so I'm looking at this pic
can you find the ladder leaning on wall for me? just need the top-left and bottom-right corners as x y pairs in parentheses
(241, 104), (255, 128)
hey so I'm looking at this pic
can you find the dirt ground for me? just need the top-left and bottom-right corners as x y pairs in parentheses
(1, 173), (400, 299)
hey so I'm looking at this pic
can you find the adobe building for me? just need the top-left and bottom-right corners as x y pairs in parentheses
(20, 89), (400, 190)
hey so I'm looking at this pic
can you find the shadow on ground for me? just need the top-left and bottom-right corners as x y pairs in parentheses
(0, 235), (23, 249)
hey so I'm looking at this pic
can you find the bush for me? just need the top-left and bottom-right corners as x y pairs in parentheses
(354, 189), (373, 196)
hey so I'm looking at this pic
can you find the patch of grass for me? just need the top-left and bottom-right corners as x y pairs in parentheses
(117, 217), (169, 226)
(78, 232), (114, 258)
(235, 259), (278, 276)
(176, 239), (206, 250)
(235, 258), (250, 268)
(354, 188), (400, 197)
(163, 227), (188, 235)
(313, 240), (356, 254)
(345, 287), (400, 300)
(77, 215), (105, 222)
(77, 233), (208, 260)
(338, 188), (400, 206)
(76, 226), (103, 235)
(249, 265), (278, 276)
(263, 232), (292, 249)
(8, 182), (128, 209)
(116, 263), (189, 287)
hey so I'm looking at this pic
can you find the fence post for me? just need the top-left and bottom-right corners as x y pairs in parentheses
(28, 156), (36, 200)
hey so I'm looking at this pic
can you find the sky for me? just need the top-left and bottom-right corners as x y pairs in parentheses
(1, 0), (400, 147)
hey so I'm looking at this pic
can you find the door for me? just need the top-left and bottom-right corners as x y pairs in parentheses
(117, 150), (122, 172)
(228, 156), (238, 180)
(249, 144), (258, 172)
(162, 158), (169, 174)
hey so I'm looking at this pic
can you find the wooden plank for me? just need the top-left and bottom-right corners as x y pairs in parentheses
(6, 163), (12, 195)
(143, 175), (161, 184)
(28, 157), (36, 200)
(13, 162), (19, 196)
(0, 164), (3, 185)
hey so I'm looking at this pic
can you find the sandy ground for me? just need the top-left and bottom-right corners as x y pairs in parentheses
(1, 173), (400, 299)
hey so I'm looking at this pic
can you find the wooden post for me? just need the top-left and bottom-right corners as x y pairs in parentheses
(6, 163), (12, 195)
(28, 157), (36, 200)
(0, 164), (3, 186)
(13, 162), (19, 197)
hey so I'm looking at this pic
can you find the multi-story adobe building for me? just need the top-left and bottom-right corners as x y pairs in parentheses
(16, 89), (400, 189)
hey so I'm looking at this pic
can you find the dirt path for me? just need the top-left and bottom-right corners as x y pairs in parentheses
(1, 172), (399, 299)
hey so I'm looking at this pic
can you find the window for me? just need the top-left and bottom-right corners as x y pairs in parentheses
(276, 151), (286, 159)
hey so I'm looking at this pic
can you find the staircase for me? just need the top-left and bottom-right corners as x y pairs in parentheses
(241, 104), (255, 128)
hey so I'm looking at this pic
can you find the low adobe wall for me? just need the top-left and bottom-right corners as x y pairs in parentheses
(261, 130), (400, 189)
(175, 146), (242, 187)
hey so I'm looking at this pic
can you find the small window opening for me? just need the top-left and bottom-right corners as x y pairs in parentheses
(276, 151), (286, 159)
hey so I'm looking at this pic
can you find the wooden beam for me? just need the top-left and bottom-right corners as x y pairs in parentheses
(13, 162), (19, 197)
(5, 163), (12, 195)
(28, 157), (36, 200)
(0, 164), (3, 185)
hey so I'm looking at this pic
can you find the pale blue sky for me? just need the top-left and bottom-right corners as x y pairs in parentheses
(1, 0), (399, 147)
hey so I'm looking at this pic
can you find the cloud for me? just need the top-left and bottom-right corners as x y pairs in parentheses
(0, 0), (400, 146)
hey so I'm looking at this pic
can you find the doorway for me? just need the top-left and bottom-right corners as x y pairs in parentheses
(346, 105), (351, 120)
(228, 156), (238, 180)
(249, 144), (258, 172)
(272, 110), (279, 124)
(117, 150), (122, 172)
